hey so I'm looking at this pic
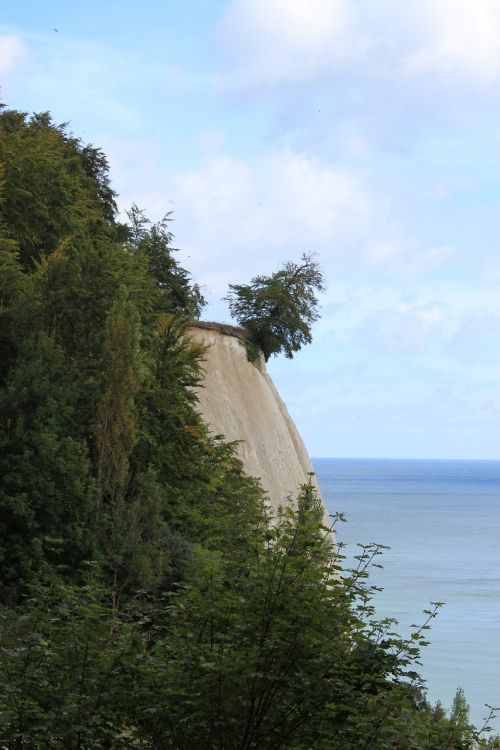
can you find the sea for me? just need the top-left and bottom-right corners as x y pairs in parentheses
(313, 458), (500, 732)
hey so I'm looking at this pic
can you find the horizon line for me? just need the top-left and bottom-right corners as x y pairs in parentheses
(310, 455), (500, 462)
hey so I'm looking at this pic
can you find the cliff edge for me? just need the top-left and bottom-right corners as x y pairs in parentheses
(188, 323), (326, 517)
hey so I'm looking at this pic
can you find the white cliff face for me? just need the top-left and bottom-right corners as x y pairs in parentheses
(188, 324), (326, 516)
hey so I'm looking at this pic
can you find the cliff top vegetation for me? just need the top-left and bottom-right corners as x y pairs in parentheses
(225, 253), (324, 361)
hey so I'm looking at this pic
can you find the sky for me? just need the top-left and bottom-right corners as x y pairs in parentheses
(1, 0), (500, 459)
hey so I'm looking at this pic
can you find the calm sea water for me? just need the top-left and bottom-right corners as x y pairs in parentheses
(313, 458), (500, 731)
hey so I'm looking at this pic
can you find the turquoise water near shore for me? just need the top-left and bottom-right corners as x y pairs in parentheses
(313, 458), (500, 731)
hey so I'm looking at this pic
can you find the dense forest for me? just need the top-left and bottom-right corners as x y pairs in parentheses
(0, 105), (497, 748)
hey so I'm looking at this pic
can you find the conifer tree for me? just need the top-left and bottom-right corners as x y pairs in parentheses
(126, 203), (205, 317)
(0, 335), (95, 602)
(0, 108), (117, 267)
(95, 286), (143, 505)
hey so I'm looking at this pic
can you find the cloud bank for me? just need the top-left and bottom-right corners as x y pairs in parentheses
(218, 0), (500, 88)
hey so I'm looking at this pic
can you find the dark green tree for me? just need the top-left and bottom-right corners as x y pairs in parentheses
(0, 334), (96, 602)
(126, 203), (205, 317)
(0, 581), (138, 748)
(0, 235), (23, 383)
(93, 287), (175, 608)
(95, 286), (143, 507)
(0, 109), (117, 269)
(225, 253), (325, 360)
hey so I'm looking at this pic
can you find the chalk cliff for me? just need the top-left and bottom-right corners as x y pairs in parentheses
(188, 323), (326, 517)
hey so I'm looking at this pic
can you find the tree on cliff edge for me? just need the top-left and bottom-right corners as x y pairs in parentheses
(225, 253), (324, 361)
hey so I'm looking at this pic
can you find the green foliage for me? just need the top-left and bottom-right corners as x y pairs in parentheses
(0, 334), (96, 602)
(0, 109), (116, 269)
(242, 336), (262, 364)
(95, 286), (143, 503)
(225, 252), (325, 361)
(33, 233), (152, 368)
(0, 581), (138, 748)
(0, 236), (23, 383)
(0, 235), (22, 311)
(126, 203), (205, 317)
(1, 490), (496, 749)
(0, 163), (24, 381)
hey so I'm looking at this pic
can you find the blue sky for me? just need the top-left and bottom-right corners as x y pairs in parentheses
(2, 0), (500, 459)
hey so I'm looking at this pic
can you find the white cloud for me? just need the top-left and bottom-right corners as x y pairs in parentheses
(364, 239), (456, 273)
(216, 0), (500, 88)
(169, 148), (373, 284)
(0, 35), (28, 77)
(316, 279), (500, 363)
(403, 0), (500, 84)
(358, 301), (449, 356)
(318, 282), (454, 345)
(217, 0), (364, 87)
